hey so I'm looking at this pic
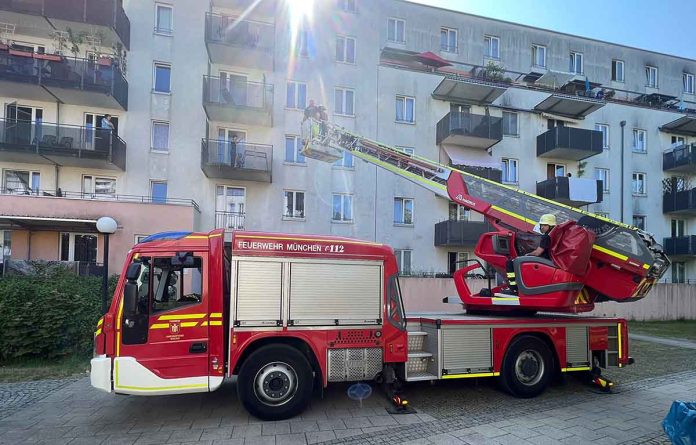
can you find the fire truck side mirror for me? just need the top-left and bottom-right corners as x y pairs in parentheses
(123, 282), (138, 316)
(126, 263), (142, 281)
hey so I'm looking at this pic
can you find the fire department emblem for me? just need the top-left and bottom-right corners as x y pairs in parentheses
(170, 322), (180, 334)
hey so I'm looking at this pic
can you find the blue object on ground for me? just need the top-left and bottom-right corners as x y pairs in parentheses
(663, 400), (696, 445)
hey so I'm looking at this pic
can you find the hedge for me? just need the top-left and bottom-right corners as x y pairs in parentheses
(0, 268), (118, 360)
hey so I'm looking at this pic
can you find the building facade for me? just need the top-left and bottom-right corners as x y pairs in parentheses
(1, 0), (695, 280)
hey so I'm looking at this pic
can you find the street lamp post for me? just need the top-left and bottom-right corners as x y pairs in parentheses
(96, 216), (117, 314)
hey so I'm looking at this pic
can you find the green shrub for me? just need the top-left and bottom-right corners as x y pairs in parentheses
(0, 269), (119, 361)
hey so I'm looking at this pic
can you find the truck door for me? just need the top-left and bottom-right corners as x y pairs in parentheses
(115, 252), (211, 395)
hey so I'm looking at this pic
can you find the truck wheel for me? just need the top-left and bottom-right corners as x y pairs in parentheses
(237, 344), (313, 420)
(500, 335), (553, 398)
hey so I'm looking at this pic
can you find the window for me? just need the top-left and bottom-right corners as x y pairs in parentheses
(396, 146), (414, 155)
(632, 215), (646, 230)
(284, 135), (305, 163)
(148, 256), (204, 314)
(612, 60), (624, 82)
(393, 197), (414, 225)
(297, 25), (310, 57)
(155, 4), (173, 34)
(448, 252), (468, 275)
(60, 233), (97, 263)
(336, 35), (356, 63)
(135, 234), (149, 244)
(151, 121), (169, 151)
(645, 66), (658, 88)
(334, 150), (354, 168)
(595, 168), (610, 193)
(284, 190), (305, 219)
(338, 0), (356, 13)
(633, 129), (647, 153)
(671, 219), (686, 238)
(332, 193), (353, 222)
(672, 136), (686, 146)
(395, 96), (415, 123)
(449, 203), (469, 221)
(440, 27), (457, 53)
(286, 81), (307, 109)
(387, 18), (405, 43)
(547, 163), (566, 179)
(672, 261), (686, 284)
(153, 63), (171, 93)
(595, 124), (609, 149)
(684, 73), (695, 94)
(632, 172), (646, 195)
(334, 87), (355, 116)
(502, 158), (518, 183)
(532, 45), (546, 68)
(569, 52), (583, 74)
(2, 170), (40, 194)
(82, 176), (116, 196)
(502, 111), (518, 136)
(394, 249), (412, 275)
(151, 181), (168, 204)
(484, 35), (500, 59)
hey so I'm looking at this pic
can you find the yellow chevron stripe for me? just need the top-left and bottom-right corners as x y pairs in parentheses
(209, 320), (223, 326)
(150, 323), (169, 329)
(157, 313), (206, 321)
(210, 313), (223, 318)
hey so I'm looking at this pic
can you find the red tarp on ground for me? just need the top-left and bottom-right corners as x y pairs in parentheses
(549, 221), (596, 276)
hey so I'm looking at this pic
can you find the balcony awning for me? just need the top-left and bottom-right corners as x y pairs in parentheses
(534, 70), (580, 89)
(433, 76), (508, 104)
(0, 215), (98, 232)
(443, 146), (501, 169)
(660, 115), (696, 137)
(540, 112), (581, 124)
(534, 93), (605, 118)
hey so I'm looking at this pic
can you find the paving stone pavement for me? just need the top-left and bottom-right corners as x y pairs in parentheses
(630, 333), (696, 350)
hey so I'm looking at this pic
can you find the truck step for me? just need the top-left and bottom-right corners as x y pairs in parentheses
(408, 331), (428, 352)
(407, 351), (433, 359)
(406, 371), (438, 382)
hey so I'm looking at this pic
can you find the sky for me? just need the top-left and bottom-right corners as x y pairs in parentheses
(411, 0), (696, 60)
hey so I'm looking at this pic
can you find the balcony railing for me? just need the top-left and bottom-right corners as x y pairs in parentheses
(435, 112), (502, 148)
(663, 144), (696, 173)
(0, 118), (126, 170)
(536, 126), (603, 160)
(454, 165), (502, 183)
(205, 13), (274, 68)
(664, 235), (696, 256)
(0, 50), (128, 109)
(434, 220), (490, 246)
(0, 0), (130, 48)
(201, 138), (272, 182)
(663, 187), (696, 215)
(215, 211), (245, 230)
(536, 176), (603, 207)
(0, 188), (200, 210)
(202, 76), (273, 126)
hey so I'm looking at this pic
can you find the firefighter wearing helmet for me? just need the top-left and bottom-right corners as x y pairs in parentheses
(504, 213), (557, 295)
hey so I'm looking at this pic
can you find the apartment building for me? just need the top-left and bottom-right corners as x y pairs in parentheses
(1, 0), (695, 282)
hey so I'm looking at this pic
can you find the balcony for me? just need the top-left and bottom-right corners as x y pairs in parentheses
(455, 165), (502, 183)
(534, 92), (605, 119)
(436, 112), (502, 149)
(536, 126), (603, 161)
(664, 236), (696, 257)
(0, 118), (126, 170)
(201, 138), (272, 183)
(0, 0), (130, 49)
(663, 185), (696, 216)
(536, 176), (603, 207)
(215, 211), (245, 230)
(202, 76), (273, 126)
(663, 144), (696, 174)
(205, 13), (274, 70)
(434, 220), (490, 247)
(0, 50), (128, 109)
(432, 73), (509, 105)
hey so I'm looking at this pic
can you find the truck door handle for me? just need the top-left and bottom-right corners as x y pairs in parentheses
(190, 342), (207, 353)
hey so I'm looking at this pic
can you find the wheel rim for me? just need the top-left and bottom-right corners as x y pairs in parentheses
(254, 362), (298, 406)
(514, 349), (544, 386)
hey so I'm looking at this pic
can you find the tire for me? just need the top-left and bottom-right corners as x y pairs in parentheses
(499, 335), (553, 398)
(237, 344), (314, 420)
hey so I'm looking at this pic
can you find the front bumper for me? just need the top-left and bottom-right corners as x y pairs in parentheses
(90, 355), (112, 393)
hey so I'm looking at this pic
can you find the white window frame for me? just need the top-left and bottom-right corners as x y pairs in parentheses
(393, 197), (414, 225)
(338, 0), (357, 13)
(549, 163), (566, 177)
(645, 65), (658, 88)
(396, 146), (415, 155)
(286, 80), (307, 110)
(334, 87), (355, 116)
(684, 73), (695, 94)
(335, 35), (356, 64)
(502, 111), (518, 136)
(633, 129), (647, 153)
(672, 261), (686, 284)
(135, 234), (149, 244)
(672, 219), (686, 237)
(448, 251), (469, 274)
(284, 135), (305, 164)
(81, 175), (116, 197)
(59, 232), (98, 262)
(394, 249), (412, 276)
(440, 27), (457, 53)
(283, 190), (305, 220)
(332, 193), (353, 222)
(569, 51), (583, 74)
(612, 59), (624, 82)
(632, 172), (647, 196)
(150, 180), (168, 203)
(595, 168), (610, 193)
(395, 95), (415, 123)
(632, 215), (646, 230)
(449, 203), (469, 221)
(484, 35), (500, 60)
(595, 123), (610, 149)
(151, 120), (169, 152)
(502, 158), (518, 184)
(154, 3), (173, 35)
(334, 150), (354, 169)
(532, 44), (546, 68)
(387, 18), (405, 43)
(153, 62), (171, 93)
(2, 169), (40, 194)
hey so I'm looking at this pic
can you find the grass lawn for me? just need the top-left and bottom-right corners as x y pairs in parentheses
(0, 355), (90, 383)
(629, 320), (696, 341)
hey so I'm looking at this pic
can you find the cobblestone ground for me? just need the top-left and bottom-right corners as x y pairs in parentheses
(0, 340), (691, 445)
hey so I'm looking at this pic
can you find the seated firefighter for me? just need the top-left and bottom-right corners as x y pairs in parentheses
(505, 213), (556, 294)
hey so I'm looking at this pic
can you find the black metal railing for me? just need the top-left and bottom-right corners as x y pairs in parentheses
(205, 13), (274, 51)
(453, 165), (502, 183)
(0, 51), (128, 109)
(663, 187), (696, 214)
(663, 235), (696, 256)
(201, 138), (272, 173)
(202, 76), (273, 110)
(434, 220), (489, 246)
(663, 144), (696, 171)
(0, 0), (131, 48)
(215, 211), (245, 230)
(0, 118), (127, 170)
(536, 176), (603, 204)
(536, 126), (603, 159)
(436, 112), (503, 146)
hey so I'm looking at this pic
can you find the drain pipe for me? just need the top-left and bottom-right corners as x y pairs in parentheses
(620, 120), (626, 223)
